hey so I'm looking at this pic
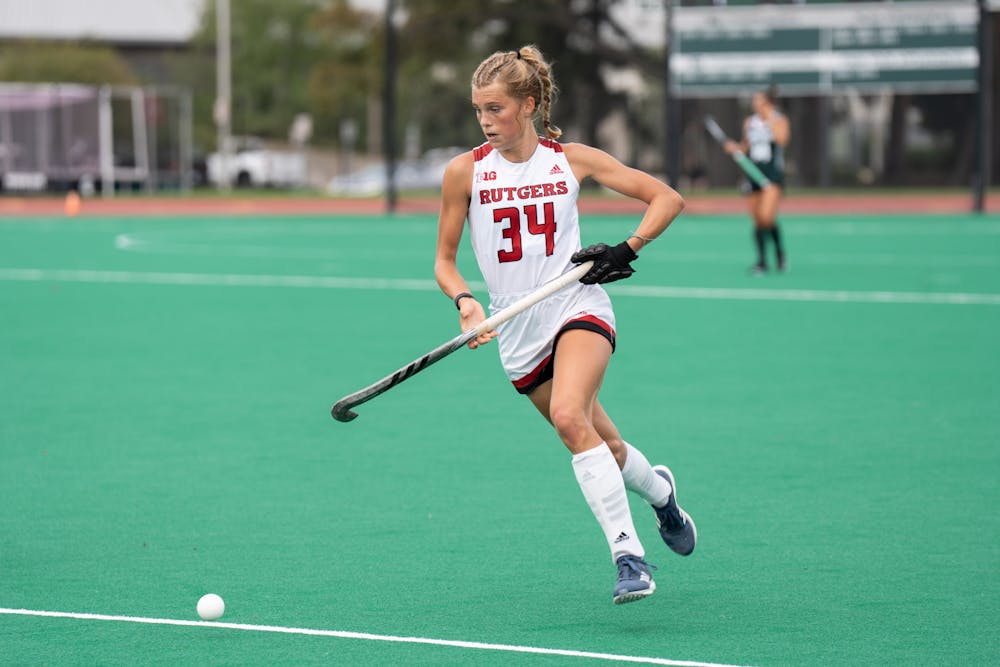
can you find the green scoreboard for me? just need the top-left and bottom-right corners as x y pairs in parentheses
(672, 1), (981, 97)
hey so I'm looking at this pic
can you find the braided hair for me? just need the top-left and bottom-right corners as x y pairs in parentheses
(471, 45), (562, 140)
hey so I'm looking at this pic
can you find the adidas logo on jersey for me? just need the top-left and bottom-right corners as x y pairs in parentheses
(549, 164), (564, 175)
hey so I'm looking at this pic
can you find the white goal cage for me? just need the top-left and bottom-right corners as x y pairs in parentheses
(0, 82), (193, 196)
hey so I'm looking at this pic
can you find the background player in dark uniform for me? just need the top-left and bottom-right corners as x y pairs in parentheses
(726, 85), (790, 273)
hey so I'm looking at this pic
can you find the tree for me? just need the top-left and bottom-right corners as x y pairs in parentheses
(397, 0), (659, 154)
(180, 0), (373, 146)
(172, 0), (668, 161)
(308, 0), (382, 147)
(0, 42), (137, 85)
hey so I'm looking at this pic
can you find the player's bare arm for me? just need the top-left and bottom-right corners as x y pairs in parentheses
(434, 152), (495, 348)
(738, 118), (751, 153)
(565, 143), (684, 253)
(771, 114), (791, 147)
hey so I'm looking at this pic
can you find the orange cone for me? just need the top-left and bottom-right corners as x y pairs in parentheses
(64, 191), (81, 217)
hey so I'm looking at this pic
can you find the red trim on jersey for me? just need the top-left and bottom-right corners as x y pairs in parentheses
(564, 314), (616, 338)
(538, 137), (563, 153)
(473, 143), (494, 162)
(510, 314), (615, 390)
(512, 353), (553, 390)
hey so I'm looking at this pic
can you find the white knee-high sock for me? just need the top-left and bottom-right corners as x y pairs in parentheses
(571, 443), (644, 562)
(620, 442), (672, 508)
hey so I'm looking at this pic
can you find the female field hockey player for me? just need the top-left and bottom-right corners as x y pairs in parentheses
(725, 85), (790, 273)
(434, 45), (695, 605)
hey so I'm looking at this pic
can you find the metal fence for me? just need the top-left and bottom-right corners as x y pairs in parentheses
(0, 83), (193, 195)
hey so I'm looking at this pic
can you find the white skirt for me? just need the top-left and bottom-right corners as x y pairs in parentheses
(489, 281), (616, 390)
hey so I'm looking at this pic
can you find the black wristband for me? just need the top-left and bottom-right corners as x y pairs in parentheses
(453, 292), (475, 310)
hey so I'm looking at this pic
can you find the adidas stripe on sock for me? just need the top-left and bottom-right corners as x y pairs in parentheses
(571, 443), (644, 562)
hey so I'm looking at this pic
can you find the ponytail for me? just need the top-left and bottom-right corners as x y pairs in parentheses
(471, 45), (562, 140)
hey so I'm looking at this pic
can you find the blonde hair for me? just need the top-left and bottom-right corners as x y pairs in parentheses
(471, 45), (562, 140)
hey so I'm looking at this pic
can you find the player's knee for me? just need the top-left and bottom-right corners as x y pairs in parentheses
(549, 404), (591, 447)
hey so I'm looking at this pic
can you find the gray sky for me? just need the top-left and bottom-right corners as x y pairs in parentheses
(0, 0), (391, 44)
(0, 0), (205, 43)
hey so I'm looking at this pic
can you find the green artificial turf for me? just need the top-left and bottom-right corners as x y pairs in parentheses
(1, 211), (998, 665)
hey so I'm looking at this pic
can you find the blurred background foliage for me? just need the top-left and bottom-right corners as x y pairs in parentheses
(0, 0), (995, 188)
(157, 0), (655, 154)
(0, 42), (139, 86)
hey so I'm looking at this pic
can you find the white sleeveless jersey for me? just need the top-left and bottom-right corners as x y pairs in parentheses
(467, 138), (616, 385)
(468, 138), (582, 300)
(747, 113), (784, 169)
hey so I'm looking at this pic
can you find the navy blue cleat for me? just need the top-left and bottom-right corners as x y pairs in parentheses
(612, 555), (656, 605)
(652, 465), (697, 556)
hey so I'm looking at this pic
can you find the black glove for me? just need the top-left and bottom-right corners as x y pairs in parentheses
(571, 241), (638, 285)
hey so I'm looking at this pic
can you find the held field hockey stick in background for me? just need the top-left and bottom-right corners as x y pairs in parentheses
(703, 115), (773, 189)
(331, 261), (594, 422)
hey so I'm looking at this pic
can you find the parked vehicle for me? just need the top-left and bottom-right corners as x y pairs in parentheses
(327, 147), (464, 196)
(207, 137), (307, 188)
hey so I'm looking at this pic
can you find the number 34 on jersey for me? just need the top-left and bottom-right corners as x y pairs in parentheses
(493, 202), (556, 263)
(480, 181), (568, 263)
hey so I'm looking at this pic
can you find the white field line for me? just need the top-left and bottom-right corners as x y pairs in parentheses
(0, 608), (751, 667)
(607, 283), (1000, 305)
(115, 234), (347, 259)
(619, 221), (1000, 237)
(113, 232), (1000, 267)
(2, 267), (1000, 306)
(642, 250), (1000, 268)
(4, 217), (1000, 238)
(0, 268), (439, 292)
(87, 220), (1000, 239)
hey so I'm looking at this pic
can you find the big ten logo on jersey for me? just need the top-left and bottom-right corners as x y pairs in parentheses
(476, 170), (498, 183)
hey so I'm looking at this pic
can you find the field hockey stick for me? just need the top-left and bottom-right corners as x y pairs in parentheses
(331, 261), (594, 422)
(703, 115), (773, 189)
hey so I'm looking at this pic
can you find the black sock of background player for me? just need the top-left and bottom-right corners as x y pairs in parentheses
(770, 225), (785, 265)
(754, 228), (768, 267)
